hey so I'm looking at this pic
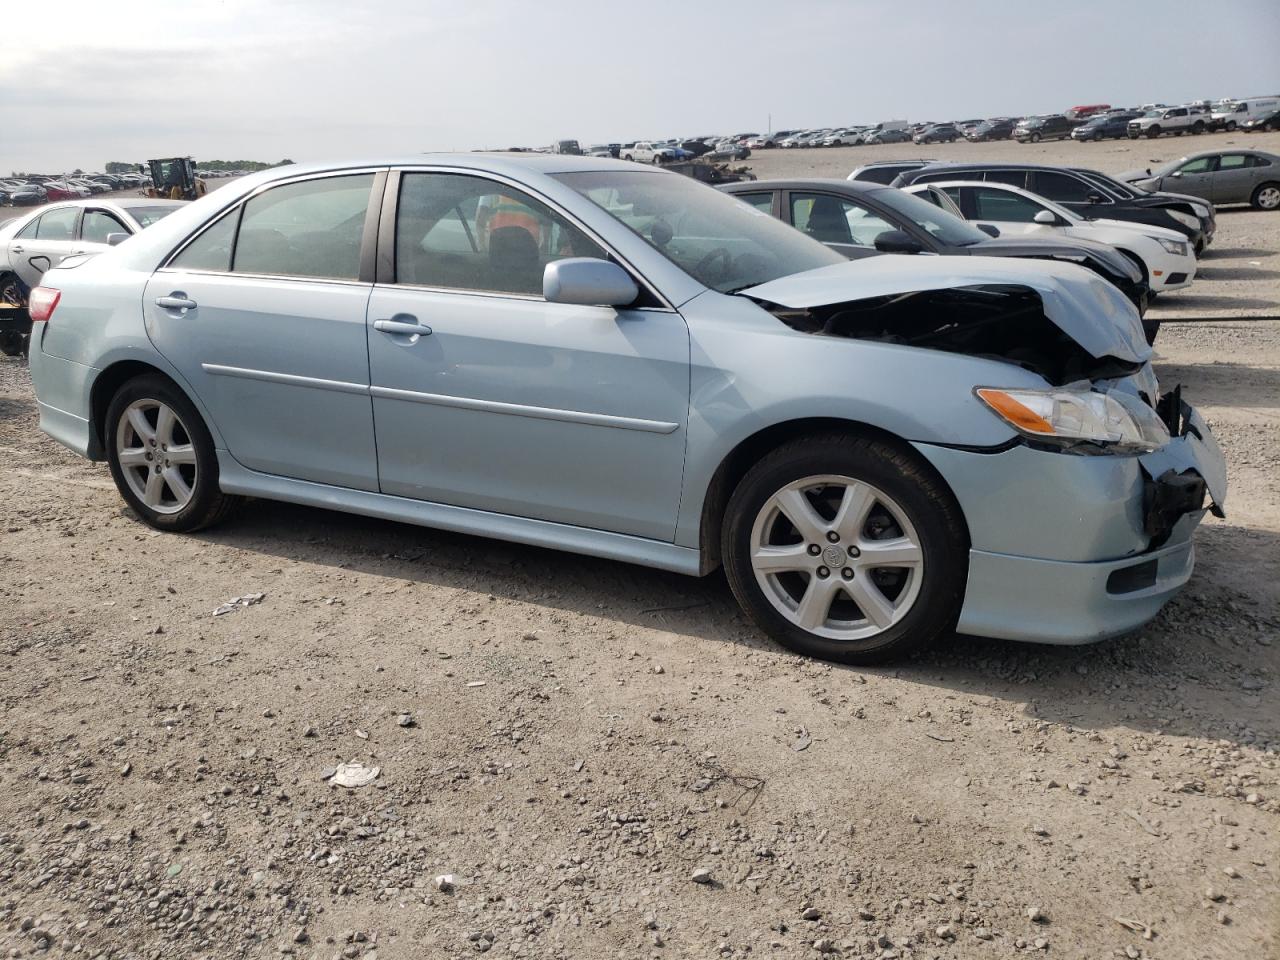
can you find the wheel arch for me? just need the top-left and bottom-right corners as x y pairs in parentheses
(695, 417), (970, 575)
(88, 360), (216, 461)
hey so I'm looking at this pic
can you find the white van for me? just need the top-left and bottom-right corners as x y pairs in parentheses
(1211, 97), (1280, 131)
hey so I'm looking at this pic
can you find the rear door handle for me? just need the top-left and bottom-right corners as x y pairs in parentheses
(374, 319), (432, 337)
(11, 245), (23, 254)
(156, 295), (197, 311)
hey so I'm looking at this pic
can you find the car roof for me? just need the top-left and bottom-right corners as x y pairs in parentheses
(722, 178), (884, 195)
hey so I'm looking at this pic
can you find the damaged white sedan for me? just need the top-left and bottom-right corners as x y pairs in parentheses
(25, 155), (1226, 663)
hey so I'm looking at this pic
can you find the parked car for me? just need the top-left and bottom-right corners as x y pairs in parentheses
(1128, 105), (1207, 139)
(1239, 108), (1280, 133)
(822, 129), (864, 147)
(1014, 115), (1074, 143)
(966, 119), (1016, 142)
(847, 160), (936, 185)
(43, 182), (83, 201)
(1209, 97), (1280, 132)
(1065, 104), (1111, 121)
(1119, 150), (1280, 210)
(708, 141), (751, 161)
(904, 180), (1197, 297)
(862, 128), (911, 145)
(913, 123), (960, 144)
(1, 181), (46, 206)
(720, 178), (1152, 331)
(22, 155), (1226, 663)
(1070, 112), (1141, 141)
(623, 141), (677, 164)
(893, 163), (1214, 253)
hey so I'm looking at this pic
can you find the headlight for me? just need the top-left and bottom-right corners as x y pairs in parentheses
(976, 387), (1170, 453)
(1167, 210), (1198, 229)
(1156, 237), (1188, 256)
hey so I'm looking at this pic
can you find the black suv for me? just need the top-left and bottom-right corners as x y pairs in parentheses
(1014, 115), (1074, 143)
(891, 162), (1215, 253)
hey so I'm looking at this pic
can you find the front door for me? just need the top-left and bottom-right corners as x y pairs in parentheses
(366, 170), (690, 541)
(8, 206), (80, 288)
(1168, 155), (1217, 200)
(144, 171), (383, 491)
(787, 191), (895, 259)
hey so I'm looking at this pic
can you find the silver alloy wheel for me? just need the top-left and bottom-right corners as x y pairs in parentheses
(1257, 185), (1280, 210)
(115, 398), (198, 515)
(749, 475), (924, 641)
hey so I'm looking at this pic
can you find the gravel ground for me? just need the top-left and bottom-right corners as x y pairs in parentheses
(0, 141), (1277, 960)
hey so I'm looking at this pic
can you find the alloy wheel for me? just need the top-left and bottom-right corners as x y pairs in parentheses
(115, 398), (198, 515)
(749, 475), (924, 641)
(1256, 186), (1280, 210)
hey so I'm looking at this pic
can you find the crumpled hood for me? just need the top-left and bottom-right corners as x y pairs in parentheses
(742, 254), (1151, 364)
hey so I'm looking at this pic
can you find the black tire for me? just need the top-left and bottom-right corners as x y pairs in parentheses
(1250, 182), (1280, 211)
(721, 433), (968, 664)
(1224, 121), (1237, 132)
(1030, 132), (1042, 143)
(1146, 126), (1161, 139)
(1192, 120), (1205, 134)
(104, 374), (238, 532)
(622, 154), (633, 162)
(0, 271), (27, 308)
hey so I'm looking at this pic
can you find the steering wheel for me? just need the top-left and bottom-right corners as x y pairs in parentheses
(694, 247), (733, 283)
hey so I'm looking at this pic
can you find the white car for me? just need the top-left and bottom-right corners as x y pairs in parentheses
(622, 141), (676, 164)
(822, 129), (864, 147)
(904, 181), (1197, 294)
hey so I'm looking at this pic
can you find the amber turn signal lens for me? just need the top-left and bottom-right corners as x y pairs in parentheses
(976, 389), (1055, 435)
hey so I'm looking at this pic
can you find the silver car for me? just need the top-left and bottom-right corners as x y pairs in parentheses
(24, 156), (1226, 663)
(1121, 150), (1280, 210)
(1, 198), (186, 296)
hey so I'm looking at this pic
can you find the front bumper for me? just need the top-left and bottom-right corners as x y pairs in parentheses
(913, 400), (1226, 645)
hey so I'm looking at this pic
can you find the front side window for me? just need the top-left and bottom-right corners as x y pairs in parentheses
(35, 207), (78, 240)
(233, 174), (373, 280)
(790, 193), (895, 247)
(395, 172), (606, 296)
(983, 170), (1029, 188)
(1178, 156), (1216, 174)
(81, 210), (129, 245)
(972, 187), (1047, 223)
(15, 216), (40, 240)
(555, 169), (845, 293)
(874, 187), (988, 246)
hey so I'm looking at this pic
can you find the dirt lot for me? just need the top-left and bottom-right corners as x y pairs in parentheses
(0, 134), (1277, 960)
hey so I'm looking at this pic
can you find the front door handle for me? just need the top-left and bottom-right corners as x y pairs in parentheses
(374, 319), (432, 337)
(156, 294), (197, 311)
(11, 245), (23, 254)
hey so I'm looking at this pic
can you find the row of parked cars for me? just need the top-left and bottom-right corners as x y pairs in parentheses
(8, 150), (1228, 666)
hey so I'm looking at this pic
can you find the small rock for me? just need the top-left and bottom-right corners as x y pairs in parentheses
(1026, 905), (1047, 923)
(1223, 866), (1240, 879)
(397, 714), (414, 728)
(935, 924), (956, 940)
(801, 906), (821, 921)
(434, 874), (455, 892)
(974, 927), (993, 940)
(691, 868), (713, 884)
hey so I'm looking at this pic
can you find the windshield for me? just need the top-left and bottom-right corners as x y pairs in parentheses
(553, 170), (846, 293)
(1142, 110), (1162, 118)
(1076, 170), (1142, 198)
(869, 187), (989, 246)
(128, 206), (182, 228)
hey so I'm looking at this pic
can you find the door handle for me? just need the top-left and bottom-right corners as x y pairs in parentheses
(374, 319), (432, 337)
(11, 246), (23, 254)
(156, 295), (197, 311)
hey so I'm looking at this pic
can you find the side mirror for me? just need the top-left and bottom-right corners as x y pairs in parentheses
(106, 232), (130, 246)
(544, 258), (639, 307)
(1169, 170), (1182, 178)
(1032, 210), (1056, 225)
(976, 223), (1000, 238)
(873, 230), (925, 254)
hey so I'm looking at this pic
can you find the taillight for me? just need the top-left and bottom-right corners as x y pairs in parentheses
(29, 287), (61, 322)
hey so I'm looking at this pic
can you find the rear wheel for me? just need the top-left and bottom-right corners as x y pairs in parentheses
(0, 272), (26, 308)
(104, 374), (238, 532)
(722, 434), (967, 664)
(1252, 183), (1280, 211)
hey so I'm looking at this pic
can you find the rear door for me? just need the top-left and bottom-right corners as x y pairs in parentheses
(1208, 153), (1256, 203)
(364, 169), (690, 541)
(144, 170), (384, 491)
(9, 206), (80, 288)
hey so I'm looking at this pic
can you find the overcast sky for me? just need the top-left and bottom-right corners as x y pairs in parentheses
(2, 0), (1278, 173)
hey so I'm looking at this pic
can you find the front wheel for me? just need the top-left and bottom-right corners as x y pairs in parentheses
(1192, 120), (1205, 134)
(1029, 132), (1042, 143)
(1146, 126), (1161, 139)
(1252, 183), (1280, 211)
(622, 154), (633, 162)
(722, 434), (967, 664)
(104, 374), (238, 532)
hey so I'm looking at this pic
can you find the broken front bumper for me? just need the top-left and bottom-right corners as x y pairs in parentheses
(914, 401), (1226, 645)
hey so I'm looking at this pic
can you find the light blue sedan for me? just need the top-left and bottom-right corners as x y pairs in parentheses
(24, 155), (1226, 663)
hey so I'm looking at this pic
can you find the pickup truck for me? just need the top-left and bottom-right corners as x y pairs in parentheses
(623, 141), (677, 164)
(1128, 106), (1208, 139)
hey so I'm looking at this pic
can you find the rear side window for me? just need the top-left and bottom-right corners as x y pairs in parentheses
(983, 170), (1028, 188)
(972, 187), (1046, 223)
(233, 174), (374, 280)
(35, 207), (78, 240)
(733, 192), (775, 213)
(395, 172), (606, 296)
(170, 211), (238, 272)
(1217, 154), (1248, 170)
(1031, 172), (1094, 203)
(81, 211), (129, 245)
